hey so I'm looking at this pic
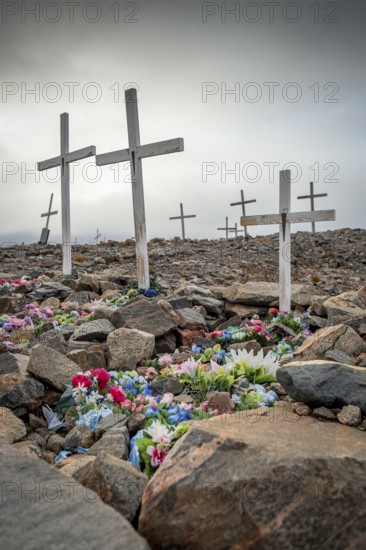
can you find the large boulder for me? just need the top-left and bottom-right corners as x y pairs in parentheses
(72, 319), (115, 342)
(73, 455), (149, 523)
(0, 407), (27, 443)
(223, 281), (313, 307)
(292, 324), (366, 361)
(107, 328), (155, 370)
(324, 292), (366, 335)
(111, 297), (177, 338)
(27, 344), (80, 391)
(0, 373), (44, 416)
(138, 406), (366, 549)
(173, 283), (223, 316)
(277, 360), (366, 414)
(0, 442), (150, 550)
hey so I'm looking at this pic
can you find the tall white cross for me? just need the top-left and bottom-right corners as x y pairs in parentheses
(39, 193), (58, 244)
(37, 113), (96, 275)
(96, 88), (184, 289)
(94, 228), (101, 245)
(230, 189), (257, 239)
(169, 203), (196, 240)
(297, 181), (328, 234)
(241, 170), (335, 312)
(217, 217), (235, 239)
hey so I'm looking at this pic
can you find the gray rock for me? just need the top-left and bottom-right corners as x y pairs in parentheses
(37, 329), (68, 355)
(46, 433), (65, 454)
(325, 349), (356, 365)
(107, 327), (155, 370)
(88, 426), (130, 460)
(138, 405), (366, 549)
(0, 353), (21, 375)
(27, 344), (80, 391)
(337, 405), (362, 427)
(292, 402), (312, 416)
(151, 378), (184, 396)
(72, 319), (115, 342)
(73, 455), (149, 523)
(292, 324), (366, 361)
(277, 360), (366, 414)
(93, 305), (115, 323)
(0, 442), (151, 550)
(63, 425), (95, 452)
(0, 407), (27, 443)
(111, 298), (177, 338)
(175, 307), (206, 329)
(0, 373), (44, 416)
(223, 281), (313, 307)
(312, 406), (336, 421)
(28, 281), (72, 301)
(94, 412), (127, 441)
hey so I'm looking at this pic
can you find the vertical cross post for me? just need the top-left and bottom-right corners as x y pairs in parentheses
(95, 229), (101, 244)
(60, 114), (71, 274)
(169, 202), (197, 240)
(279, 170), (292, 313)
(217, 217), (235, 239)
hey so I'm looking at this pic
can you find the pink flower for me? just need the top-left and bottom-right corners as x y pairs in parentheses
(177, 358), (199, 375)
(147, 446), (168, 468)
(91, 368), (110, 390)
(72, 373), (92, 389)
(109, 385), (126, 405)
(211, 330), (223, 339)
(159, 354), (172, 367)
(145, 366), (158, 380)
(160, 393), (174, 405)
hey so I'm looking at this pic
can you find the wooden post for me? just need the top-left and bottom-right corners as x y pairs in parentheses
(217, 217), (235, 239)
(279, 170), (291, 312)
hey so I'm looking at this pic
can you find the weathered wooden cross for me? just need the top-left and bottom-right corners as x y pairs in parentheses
(230, 189), (257, 239)
(241, 170), (335, 312)
(37, 113), (96, 275)
(96, 88), (184, 289)
(217, 217), (235, 239)
(39, 193), (58, 244)
(169, 203), (196, 240)
(94, 229), (101, 245)
(228, 222), (244, 238)
(297, 181), (328, 234)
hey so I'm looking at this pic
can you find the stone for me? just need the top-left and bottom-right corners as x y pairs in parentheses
(126, 413), (146, 435)
(312, 406), (336, 421)
(176, 327), (206, 347)
(357, 286), (366, 307)
(0, 353), (22, 375)
(0, 296), (15, 314)
(225, 302), (264, 318)
(99, 281), (122, 293)
(111, 298), (177, 338)
(207, 391), (235, 414)
(166, 296), (191, 310)
(107, 328), (155, 370)
(39, 296), (61, 309)
(268, 382), (287, 396)
(0, 373), (44, 416)
(0, 442), (150, 550)
(28, 281), (72, 301)
(94, 412), (127, 441)
(277, 360), (366, 414)
(66, 348), (106, 372)
(310, 295), (328, 316)
(0, 407), (27, 443)
(324, 348), (356, 365)
(292, 324), (366, 361)
(173, 284), (223, 316)
(12, 439), (43, 459)
(72, 319), (115, 342)
(138, 405), (366, 550)
(55, 454), (97, 476)
(175, 307), (206, 329)
(76, 274), (100, 294)
(93, 304), (115, 323)
(151, 378), (184, 396)
(63, 425), (95, 452)
(154, 332), (177, 355)
(292, 402), (312, 416)
(174, 394), (194, 405)
(64, 290), (100, 305)
(323, 292), (366, 335)
(337, 405), (362, 427)
(46, 433), (65, 454)
(215, 315), (242, 330)
(27, 344), (80, 391)
(73, 455), (149, 523)
(223, 281), (313, 307)
(227, 340), (261, 354)
(37, 329), (68, 355)
(88, 426), (130, 460)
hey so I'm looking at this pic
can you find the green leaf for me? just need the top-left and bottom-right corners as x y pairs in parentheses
(54, 386), (75, 413)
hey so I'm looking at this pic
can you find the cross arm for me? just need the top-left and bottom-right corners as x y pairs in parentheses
(41, 211), (58, 217)
(241, 209), (335, 226)
(297, 193), (328, 199)
(230, 199), (257, 206)
(137, 138), (184, 159)
(96, 148), (131, 166)
(37, 156), (62, 171)
(65, 145), (96, 164)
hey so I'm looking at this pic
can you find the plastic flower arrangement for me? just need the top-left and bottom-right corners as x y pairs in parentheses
(267, 308), (310, 335)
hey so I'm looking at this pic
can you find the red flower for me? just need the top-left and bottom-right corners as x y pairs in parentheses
(268, 307), (279, 315)
(72, 373), (92, 389)
(211, 330), (223, 339)
(109, 385), (126, 405)
(91, 368), (110, 390)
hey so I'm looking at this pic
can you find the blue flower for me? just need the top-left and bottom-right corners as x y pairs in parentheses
(192, 344), (202, 354)
(222, 330), (232, 341)
(144, 289), (157, 298)
(145, 406), (158, 418)
(267, 390), (278, 402)
(168, 409), (190, 423)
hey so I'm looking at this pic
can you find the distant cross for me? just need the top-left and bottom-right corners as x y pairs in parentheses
(39, 193), (58, 244)
(37, 113), (96, 275)
(241, 170), (335, 312)
(230, 189), (257, 239)
(96, 88), (184, 289)
(169, 203), (196, 240)
(228, 223), (244, 238)
(217, 217), (236, 239)
(297, 181), (328, 234)
(94, 228), (101, 244)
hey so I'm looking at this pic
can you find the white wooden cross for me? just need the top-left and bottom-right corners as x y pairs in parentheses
(169, 203), (196, 240)
(96, 88), (184, 289)
(37, 113), (96, 275)
(297, 181), (328, 234)
(217, 217), (235, 239)
(39, 193), (58, 244)
(230, 189), (257, 239)
(228, 222), (244, 238)
(94, 228), (101, 245)
(241, 170), (335, 312)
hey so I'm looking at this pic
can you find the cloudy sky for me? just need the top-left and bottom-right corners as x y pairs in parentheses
(0, 0), (365, 244)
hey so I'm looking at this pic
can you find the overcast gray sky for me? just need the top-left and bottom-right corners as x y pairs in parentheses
(0, 0), (365, 243)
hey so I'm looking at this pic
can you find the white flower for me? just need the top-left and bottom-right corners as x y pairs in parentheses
(226, 348), (279, 376)
(145, 420), (174, 444)
(160, 393), (174, 405)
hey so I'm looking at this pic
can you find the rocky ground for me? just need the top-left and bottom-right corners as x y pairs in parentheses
(1, 228), (366, 295)
(1, 228), (366, 550)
